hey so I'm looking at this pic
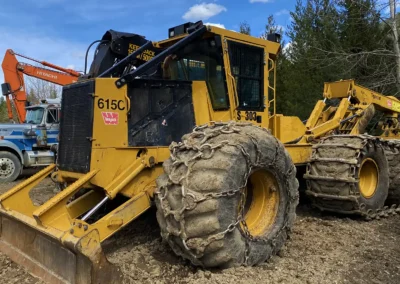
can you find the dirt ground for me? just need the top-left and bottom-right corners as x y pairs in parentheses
(0, 176), (399, 284)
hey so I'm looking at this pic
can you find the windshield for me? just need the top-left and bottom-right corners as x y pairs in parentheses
(25, 108), (44, 124)
(162, 37), (229, 110)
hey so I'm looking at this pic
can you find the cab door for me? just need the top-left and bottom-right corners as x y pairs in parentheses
(222, 37), (270, 129)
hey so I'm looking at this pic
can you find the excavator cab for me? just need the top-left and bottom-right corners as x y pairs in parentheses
(1, 82), (12, 96)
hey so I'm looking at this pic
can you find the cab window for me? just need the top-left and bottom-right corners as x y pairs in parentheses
(228, 41), (264, 110)
(163, 37), (229, 110)
(25, 108), (44, 124)
(47, 108), (59, 124)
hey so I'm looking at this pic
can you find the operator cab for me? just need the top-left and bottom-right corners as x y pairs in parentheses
(163, 25), (268, 113)
(110, 22), (279, 145)
(113, 21), (280, 126)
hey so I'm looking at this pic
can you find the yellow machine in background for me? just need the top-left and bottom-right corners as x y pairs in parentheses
(0, 21), (400, 283)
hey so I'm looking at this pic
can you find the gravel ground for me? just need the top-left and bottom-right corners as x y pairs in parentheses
(0, 176), (399, 284)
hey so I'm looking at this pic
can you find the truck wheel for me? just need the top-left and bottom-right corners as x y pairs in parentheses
(155, 122), (299, 268)
(0, 151), (22, 182)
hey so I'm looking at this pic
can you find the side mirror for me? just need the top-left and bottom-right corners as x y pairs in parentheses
(1, 83), (11, 96)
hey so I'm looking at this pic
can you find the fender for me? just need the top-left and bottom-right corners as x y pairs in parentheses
(0, 140), (24, 164)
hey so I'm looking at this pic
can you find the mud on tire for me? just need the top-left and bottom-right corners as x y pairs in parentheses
(155, 122), (299, 268)
(383, 140), (400, 203)
(305, 135), (389, 215)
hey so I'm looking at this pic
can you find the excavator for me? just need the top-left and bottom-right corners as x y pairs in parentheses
(0, 21), (400, 283)
(1, 49), (81, 123)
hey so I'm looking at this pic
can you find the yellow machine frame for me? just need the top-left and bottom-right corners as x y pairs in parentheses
(1, 24), (400, 284)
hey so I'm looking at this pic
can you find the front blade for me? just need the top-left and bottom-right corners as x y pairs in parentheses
(0, 212), (122, 284)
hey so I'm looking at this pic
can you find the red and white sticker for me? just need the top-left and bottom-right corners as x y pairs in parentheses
(388, 100), (393, 108)
(101, 112), (119, 125)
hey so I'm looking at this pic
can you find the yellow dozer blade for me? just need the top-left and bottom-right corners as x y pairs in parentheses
(0, 164), (151, 284)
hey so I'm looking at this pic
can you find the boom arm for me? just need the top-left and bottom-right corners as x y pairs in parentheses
(302, 79), (400, 142)
(323, 79), (400, 113)
(1, 49), (80, 122)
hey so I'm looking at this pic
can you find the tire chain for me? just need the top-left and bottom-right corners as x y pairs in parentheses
(156, 121), (297, 266)
(306, 134), (400, 221)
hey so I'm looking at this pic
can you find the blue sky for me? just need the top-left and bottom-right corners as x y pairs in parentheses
(0, 0), (297, 79)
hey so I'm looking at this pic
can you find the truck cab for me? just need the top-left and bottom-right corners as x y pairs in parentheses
(0, 99), (60, 182)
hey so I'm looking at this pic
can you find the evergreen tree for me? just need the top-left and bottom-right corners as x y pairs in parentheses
(239, 0), (396, 118)
(283, 0), (341, 119)
(239, 22), (251, 35)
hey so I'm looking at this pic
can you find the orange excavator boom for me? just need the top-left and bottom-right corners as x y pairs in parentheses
(1, 49), (80, 122)
(13, 51), (80, 78)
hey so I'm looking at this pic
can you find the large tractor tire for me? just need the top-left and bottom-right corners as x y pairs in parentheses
(305, 135), (389, 215)
(155, 122), (299, 268)
(0, 151), (22, 182)
(383, 140), (400, 203)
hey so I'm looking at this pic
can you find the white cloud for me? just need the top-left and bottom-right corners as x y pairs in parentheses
(275, 9), (289, 16)
(183, 3), (227, 21)
(204, 22), (225, 29)
(66, 64), (76, 70)
(249, 0), (273, 3)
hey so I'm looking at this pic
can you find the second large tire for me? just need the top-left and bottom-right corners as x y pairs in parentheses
(383, 140), (400, 203)
(305, 135), (389, 215)
(155, 122), (299, 268)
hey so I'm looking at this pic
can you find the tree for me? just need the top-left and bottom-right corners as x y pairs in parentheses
(239, 21), (251, 35)
(279, 0), (398, 117)
(335, 0), (391, 91)
(261, 15), (284, 39)
(282, 0), (342, 118)
(291, 0), (399, 95)
(25, 77), (61, 104)
(0, 97), (10, 123)
(389, 0), (400, 93)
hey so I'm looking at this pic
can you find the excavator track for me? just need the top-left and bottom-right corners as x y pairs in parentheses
(304, 135), (400, 220)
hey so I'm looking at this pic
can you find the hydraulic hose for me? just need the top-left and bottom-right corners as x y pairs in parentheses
(84, 39), (109, 75)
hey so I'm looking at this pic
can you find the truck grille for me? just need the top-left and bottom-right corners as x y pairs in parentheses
(58, 80), (94, 173)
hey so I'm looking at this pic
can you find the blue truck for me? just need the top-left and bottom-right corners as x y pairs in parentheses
(0, 99), (60, 182)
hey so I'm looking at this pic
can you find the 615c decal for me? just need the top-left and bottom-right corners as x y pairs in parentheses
(98, 98), (125, 110)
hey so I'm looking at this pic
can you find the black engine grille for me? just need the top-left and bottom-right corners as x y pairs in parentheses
(58, 80), (94, 173)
